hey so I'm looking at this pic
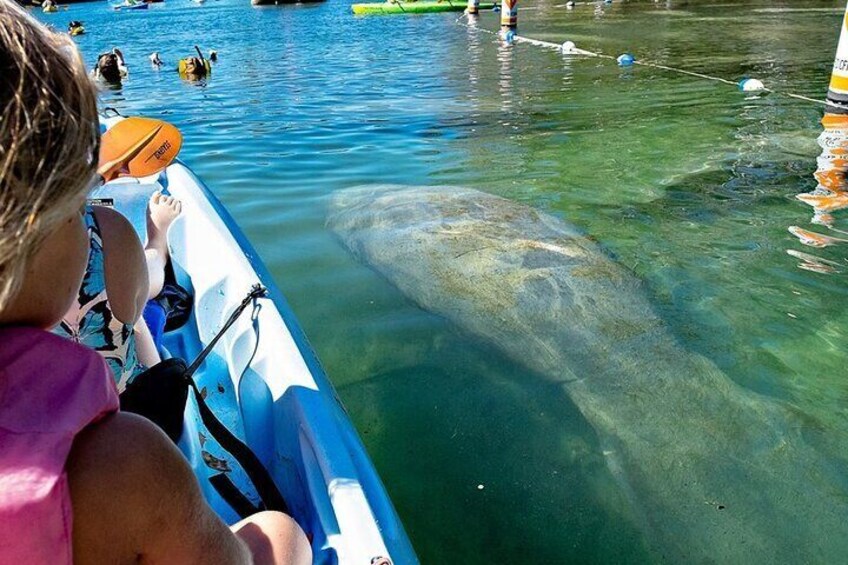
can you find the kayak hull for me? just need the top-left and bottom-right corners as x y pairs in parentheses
(352, 1), (493, 14)
(94, 118), (417, 564)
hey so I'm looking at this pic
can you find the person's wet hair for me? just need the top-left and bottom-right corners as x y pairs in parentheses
(97, 52), (122, 83)
(0, 0), (99, 310)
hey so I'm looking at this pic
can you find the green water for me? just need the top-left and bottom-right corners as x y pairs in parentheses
(42, 0), (848, 560)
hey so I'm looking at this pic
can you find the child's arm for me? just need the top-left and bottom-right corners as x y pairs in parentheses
(92, 205), (149, 325)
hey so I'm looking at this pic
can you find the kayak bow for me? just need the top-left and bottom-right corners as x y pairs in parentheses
(94, 117), (417, 565)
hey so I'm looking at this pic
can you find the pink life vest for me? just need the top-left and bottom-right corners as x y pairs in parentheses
(0, 326), (119, 564)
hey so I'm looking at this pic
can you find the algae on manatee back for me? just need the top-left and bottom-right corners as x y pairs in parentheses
(328, 184), (848, 563)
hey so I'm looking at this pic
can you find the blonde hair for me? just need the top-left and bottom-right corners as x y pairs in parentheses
(0, 0), (99, 311)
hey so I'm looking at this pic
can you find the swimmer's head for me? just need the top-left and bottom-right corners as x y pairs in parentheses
(96, 52), (122, 83)
(0, 1), (98, 315)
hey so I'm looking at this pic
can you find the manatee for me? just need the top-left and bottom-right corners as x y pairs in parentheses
(327, 185), (848, 563)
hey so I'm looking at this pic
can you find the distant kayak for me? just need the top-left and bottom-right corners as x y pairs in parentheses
(41, 4), (58, 12)
(352, 0), (494, 14)
(112, 1), (149, 10)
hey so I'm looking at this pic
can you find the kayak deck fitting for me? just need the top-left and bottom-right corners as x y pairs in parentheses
(352, 1), (494, 15)
(94, 119), (416, 564)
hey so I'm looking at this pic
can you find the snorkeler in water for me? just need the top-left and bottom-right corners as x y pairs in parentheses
(178, 47), (212, 81)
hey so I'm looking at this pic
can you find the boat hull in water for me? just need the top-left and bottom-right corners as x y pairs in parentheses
(94, 122), (415, 564)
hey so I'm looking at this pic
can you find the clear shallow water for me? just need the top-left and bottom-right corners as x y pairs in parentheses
(38, 0), (848, 561)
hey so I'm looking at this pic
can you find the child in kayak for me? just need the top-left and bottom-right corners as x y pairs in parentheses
(0, 4), (311, 563)
(53, 191), (181, 392)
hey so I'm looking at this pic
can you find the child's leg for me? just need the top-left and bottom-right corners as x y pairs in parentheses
(134, 318), (161, 368)
(145, 249), (167, 300)
(145, 191), (181, 299)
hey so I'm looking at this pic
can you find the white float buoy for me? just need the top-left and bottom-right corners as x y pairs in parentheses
(565, 0), (575, 7)
(562, 40), (576, 53)
(617, 53), (635, 66)
(738, 77), (765, 92)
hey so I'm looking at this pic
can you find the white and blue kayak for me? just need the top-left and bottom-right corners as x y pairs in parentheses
(94, 118), (416, 564)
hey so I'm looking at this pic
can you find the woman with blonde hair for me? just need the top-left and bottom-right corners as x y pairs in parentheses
(0, 3), (311, 563)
